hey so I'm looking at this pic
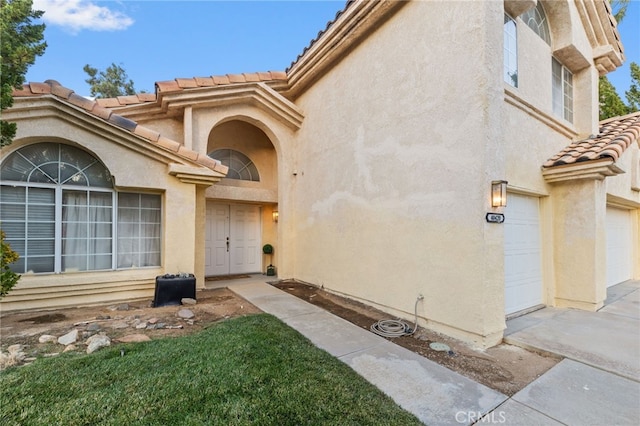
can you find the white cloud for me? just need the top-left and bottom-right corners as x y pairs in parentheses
(33, 0), (134, 34)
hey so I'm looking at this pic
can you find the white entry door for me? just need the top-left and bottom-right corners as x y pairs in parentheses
(606, 207), (633, 287)
(205, 203), (261, 276)
(504, 194), (543, 315)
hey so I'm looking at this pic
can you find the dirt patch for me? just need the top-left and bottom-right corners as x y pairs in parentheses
(0, 288), (261, 363)
(1, 282), (559, 396)
(272, 280), (560, 396)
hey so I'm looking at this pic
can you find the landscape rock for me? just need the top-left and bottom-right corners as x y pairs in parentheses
(39, 334), (58, 344)
(135, 321), (148, 329)
(87, 323), (101, 332)
(63, 344), (77, 353)
(117, 334), (151, 343)
(111, 321), (130, 329)
(148, 317), (159, 324)
(114, 303), (130, 311)
(58, 329), (79, 346)
(177, 309), (195, 319)
(86, 334), (111, 354)
(181, 298), (197, 305)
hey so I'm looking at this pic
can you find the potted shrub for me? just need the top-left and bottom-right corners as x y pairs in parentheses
(263, 244), (275, 276)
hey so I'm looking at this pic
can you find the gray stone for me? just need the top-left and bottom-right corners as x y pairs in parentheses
(135, 321), (148, 329)
(38, 334), (58, 344)
(58, 329), (79, 346)
(86, 334), (111, 354)
(111, 321), (130, 329)
(181, 298), (197, 305)
(8, 344), (24, 354)
(87, 323), (101, 332)
(177, 309), (195, 319)
(156, 323), (165, 329)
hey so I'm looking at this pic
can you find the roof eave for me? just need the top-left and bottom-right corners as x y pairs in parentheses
(116, 82), (304, 131)
(285, 0), (407, 99)
(542, 158), (624, 183)
(575, 0), (624, 75)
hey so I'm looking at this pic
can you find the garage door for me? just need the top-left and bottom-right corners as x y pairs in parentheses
(606, 207), (633, 287)
(504, 194), (543, 315)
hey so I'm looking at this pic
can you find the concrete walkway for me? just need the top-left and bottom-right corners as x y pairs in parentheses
(224, 277), (640, 425)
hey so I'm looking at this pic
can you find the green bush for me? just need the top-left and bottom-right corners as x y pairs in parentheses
(1, 230), (20, 298)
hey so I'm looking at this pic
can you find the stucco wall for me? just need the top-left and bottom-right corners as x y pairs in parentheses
(289, 0), (506, 346)
(607, 144), (640, 203)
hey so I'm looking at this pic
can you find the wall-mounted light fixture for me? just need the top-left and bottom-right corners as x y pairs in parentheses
(272, 210), (279, 223)
(491, 180), (508, 207)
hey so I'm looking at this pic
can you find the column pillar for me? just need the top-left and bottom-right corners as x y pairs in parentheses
(550, 178), (607, 310)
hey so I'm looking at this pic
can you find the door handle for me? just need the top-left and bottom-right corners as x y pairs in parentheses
(226, 237), (229, 252)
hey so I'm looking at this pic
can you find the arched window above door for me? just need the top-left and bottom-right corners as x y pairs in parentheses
(209, 149), (260, 182)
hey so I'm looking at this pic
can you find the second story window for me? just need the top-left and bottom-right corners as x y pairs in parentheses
(552, 58), (573, 122)
(504, 14), (518, 87)
(522, 1), (551, 45)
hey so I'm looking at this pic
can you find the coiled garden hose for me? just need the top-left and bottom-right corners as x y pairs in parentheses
(370, 297), (421, 338)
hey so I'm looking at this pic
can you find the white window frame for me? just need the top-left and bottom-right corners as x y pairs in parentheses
(504, 14), (518, 87)
(552, 58), (574, 122)
(0, 143), (162, 274)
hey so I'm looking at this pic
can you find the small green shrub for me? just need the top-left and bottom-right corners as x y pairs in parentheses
(1, 230), (20, 298)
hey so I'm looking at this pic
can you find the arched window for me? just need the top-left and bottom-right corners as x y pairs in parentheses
(522, 2), (551, 45)
(209, 149), (260, 182)
(0, 143), (161, 274)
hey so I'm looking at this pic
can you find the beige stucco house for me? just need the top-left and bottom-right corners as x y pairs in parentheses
(1, 0), (638, 348)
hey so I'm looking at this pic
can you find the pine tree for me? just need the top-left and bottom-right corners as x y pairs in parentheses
(625, 62), (640, 112)
(83, 63), (137, 98)
(0, 0), (47, 147)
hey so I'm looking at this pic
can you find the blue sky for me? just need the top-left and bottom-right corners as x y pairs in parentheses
(26, 0), (640, 100)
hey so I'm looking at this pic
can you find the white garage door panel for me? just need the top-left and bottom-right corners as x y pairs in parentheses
(504, 194), (543, 315)
(606, 207), (633, 287)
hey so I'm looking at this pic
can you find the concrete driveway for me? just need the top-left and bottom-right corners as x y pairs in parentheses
(501, 280), (640, 425)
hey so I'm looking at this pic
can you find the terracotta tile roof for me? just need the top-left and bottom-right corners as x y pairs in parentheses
(12, 80), (227, 174)
(543, 111), (640, 168)
(92, 71), (288, 108)
(286, 1), (353, 72)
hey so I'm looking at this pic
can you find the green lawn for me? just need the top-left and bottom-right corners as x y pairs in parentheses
(0, 314), (421, 425)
